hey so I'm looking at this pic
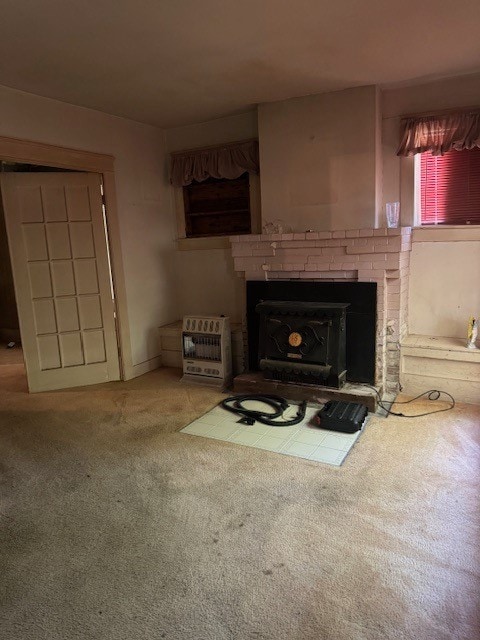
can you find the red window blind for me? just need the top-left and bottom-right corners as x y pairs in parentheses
(420, 147), (480, 225)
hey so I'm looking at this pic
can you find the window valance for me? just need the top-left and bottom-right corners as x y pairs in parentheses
(396, 110), (480, 157)
(169, 139), (259, 187)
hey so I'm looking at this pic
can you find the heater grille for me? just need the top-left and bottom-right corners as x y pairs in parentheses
(182, 316), (232, 387)
(183, 334), (221, 361)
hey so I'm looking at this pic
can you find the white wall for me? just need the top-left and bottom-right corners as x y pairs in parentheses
(0, 85), (177, 370)
(409, 240), (480, 338)
(165, 110), (258, 323)
(382, 73), (480, 339)
(166, 111), (258, 154)
(258, 86), (380, 231)
(173, 249), (244, 322)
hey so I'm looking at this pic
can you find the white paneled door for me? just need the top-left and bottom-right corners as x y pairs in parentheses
(1, 172), (120, 391)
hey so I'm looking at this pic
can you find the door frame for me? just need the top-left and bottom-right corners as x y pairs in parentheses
(0, 134), (133, 380)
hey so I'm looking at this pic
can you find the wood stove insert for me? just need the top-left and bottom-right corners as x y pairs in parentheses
(247, 281), (377, 384)
(257, 301), (349, 389)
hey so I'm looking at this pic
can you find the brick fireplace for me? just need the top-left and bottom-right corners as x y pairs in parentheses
(229, 227), (412, 393)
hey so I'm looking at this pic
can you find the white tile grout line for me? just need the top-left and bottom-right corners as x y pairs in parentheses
(180, 406), (366, 467)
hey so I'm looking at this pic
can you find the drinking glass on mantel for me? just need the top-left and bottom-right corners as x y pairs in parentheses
(385, 202), (400, 228)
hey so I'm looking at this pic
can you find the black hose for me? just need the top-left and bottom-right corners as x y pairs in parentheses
(221, 394), (307, 426)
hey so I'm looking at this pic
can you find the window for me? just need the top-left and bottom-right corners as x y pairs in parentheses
(183, 173), (251, 238)
(420, 147), (480, 225)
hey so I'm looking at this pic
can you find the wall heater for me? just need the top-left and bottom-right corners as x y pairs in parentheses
(182, 316), (232, 388)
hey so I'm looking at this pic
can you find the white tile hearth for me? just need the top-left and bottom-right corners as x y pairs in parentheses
(181, 401), (366, 466)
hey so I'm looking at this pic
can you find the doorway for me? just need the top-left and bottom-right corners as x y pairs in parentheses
(0, 136), (129, 392)
(0, 176), (25, 390)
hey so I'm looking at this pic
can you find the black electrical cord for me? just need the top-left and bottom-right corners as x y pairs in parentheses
(221, 394), (307, 426)
(362, 385), (455, 418)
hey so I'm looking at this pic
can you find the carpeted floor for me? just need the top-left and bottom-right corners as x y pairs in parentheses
(1, 358), (479, 640)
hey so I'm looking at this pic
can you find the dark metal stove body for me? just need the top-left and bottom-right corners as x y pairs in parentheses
(256, 300), (349, 389)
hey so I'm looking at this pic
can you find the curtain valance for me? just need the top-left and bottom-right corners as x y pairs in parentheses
(396, 110), (480, 157)
(169, 139), (259, 187)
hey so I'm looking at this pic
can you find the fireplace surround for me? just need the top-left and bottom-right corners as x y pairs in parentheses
(230, 227), (412, 393)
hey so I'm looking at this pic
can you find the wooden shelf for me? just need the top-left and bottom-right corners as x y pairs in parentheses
(401, 334), (480, 360)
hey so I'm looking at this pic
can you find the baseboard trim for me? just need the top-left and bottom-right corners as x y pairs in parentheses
(124, 355), (162, 381)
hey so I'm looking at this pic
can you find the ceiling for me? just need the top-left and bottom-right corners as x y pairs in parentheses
(1, 0), (479, 129)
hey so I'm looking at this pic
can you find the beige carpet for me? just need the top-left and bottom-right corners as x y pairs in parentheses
(0, 359), (479, 640)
